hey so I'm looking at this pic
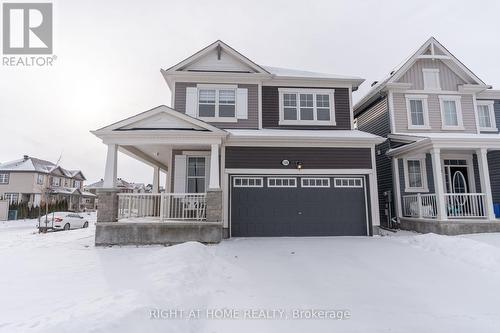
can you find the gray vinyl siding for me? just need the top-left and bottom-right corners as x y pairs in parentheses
(356, 97), (393, 224)
(225, 147), (372, 169)
(174, 82), (259, 129)
(396, 59), (468, 90)
(488, 151), (500, 204)
(261, 86), (351, 129)
(398, 154), (435, 196)
(392, 92), (477, 133)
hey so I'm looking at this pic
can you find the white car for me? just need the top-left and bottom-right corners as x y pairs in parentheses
(40, 212), (89, 231)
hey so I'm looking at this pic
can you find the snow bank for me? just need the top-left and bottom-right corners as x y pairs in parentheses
(400, 233), (500, 273)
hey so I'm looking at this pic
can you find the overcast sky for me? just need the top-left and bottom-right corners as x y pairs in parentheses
(1, 0), (500, 185)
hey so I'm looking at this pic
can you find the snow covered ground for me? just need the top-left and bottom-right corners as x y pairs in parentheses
(1, 217), (500, 333)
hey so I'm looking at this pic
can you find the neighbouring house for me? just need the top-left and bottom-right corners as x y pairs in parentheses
(354, 37), (500, 235)
(84, 178), (147, 209)
(91, 40), (384, 245)
(0, 155), (95, 214)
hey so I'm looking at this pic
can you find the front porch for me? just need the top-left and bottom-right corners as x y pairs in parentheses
(92, 106), (227, 245)
(389, 134), (500, 234)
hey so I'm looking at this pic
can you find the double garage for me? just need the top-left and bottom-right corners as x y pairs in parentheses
(230, 175), (372, 237)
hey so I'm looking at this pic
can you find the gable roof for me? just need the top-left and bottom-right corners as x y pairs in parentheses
(164, 40), (270, 74)
(161, 40), (365, 89)
(354, 37), (490, 115)
(0, 156), (86, 180)
(92, 105), (227, 135)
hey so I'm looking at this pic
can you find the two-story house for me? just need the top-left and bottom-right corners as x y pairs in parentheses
(92, 40), (384, 245)
(0, 155), (94, 212)
(354, 37), (500, 235)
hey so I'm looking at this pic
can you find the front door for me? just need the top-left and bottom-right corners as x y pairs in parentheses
(443, 160), (470, 194)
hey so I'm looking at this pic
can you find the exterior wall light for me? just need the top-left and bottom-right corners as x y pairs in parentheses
(296, 161), (303, 170)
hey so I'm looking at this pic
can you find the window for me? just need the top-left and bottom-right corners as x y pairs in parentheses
(439, 96), (463, 129)
(422, 68), (440, 90)
(198, 86), (236, 120)
(334, 178), (363, 188)
(233, 177), (263, 188)
(3, 193), (18, 204)
(405, 95), (429, 129)
(301, 178), (330, 188)
(267, 177), (297, 188)
(74, 180), (81, 188)
(52, 177), (60, 186)
(403, 157), (428, 192)
(37, 174), (44, 185)
(186, 157), (206, 193)
(477, 101), (496, 131)
(279, 88), (335, 125)
(0, 173), (9, 184)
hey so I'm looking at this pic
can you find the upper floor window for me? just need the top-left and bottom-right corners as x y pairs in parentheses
(52, 177), (60, 187)
(0, 173), (9, 184)
(422, 68), (440, 90)
(405, 95), (429, 129)
(198, 88), (236, 119)
(279, 88), (335, 126)
(74, 180), (81, 188)
(477, 101), (497, 131)
(439, 95), (463, 130)
(37, 174), (44, 185)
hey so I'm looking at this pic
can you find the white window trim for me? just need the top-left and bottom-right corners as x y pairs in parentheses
(278, 88), (336, 126)
(439, 95), (464, 130)
(37, 174), (44, 185)
(52, 177), (60, 187)
(403, 156), (429, 193)
(186, 156), (208, 193)
(301, 177), (330, 188)
(233, 177), (264, 188)
(267, 177), (297, 188)
(333, 177), (363, 188)
(422, 68), (441, 91)
(405, 94), (431, 129)
(477, 100), (497, 132)
(197, 84), (238, 123)
(0, 173), (9, 184)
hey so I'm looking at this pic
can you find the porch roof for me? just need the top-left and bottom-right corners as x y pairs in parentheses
(387, 132), (500, 157)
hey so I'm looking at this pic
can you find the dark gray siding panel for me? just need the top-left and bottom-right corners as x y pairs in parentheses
(495, 100), (500, 132)
(356, 97), (392, 223)
(174, 82), (259, 129)
(225, 147), (372, 169)
(488, 151), (500, 204)
(261, 86), (351, 130)
(473, 154), (481, 193)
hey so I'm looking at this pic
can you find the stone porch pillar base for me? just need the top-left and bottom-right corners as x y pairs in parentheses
(206, 189), (223, 223)
(97, 188), (119, 222)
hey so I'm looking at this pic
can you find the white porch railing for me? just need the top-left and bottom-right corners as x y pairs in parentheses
(117, 193), (207, 221)
(444, 193), (486, 218)
(402, 193), (487, 219)
(402, 193), (438, 218)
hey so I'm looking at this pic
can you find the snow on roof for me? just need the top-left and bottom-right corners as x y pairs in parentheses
(392, 132), (500, 141)
(263, 66), (364, 82)
(50, 187), (82, 195)
(0, 156), (85, 179)
(85, 178), (145, 190)
(226, 129), (384, 142)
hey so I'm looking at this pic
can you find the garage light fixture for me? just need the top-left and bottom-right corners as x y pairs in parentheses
(296, 161), (303, 170)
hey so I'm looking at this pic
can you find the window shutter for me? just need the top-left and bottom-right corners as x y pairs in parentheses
(173, 155), (187, 193)
(185, 87), (198, 117)
(236, 88), (248, 119)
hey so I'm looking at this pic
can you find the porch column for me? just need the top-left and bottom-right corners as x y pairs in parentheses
(103, 144), (118, 188)
(209, 143), (220, 189)
(430, 148), (447, 220)
(477, 148), (496, 220)
(152, 166), (160, 193)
